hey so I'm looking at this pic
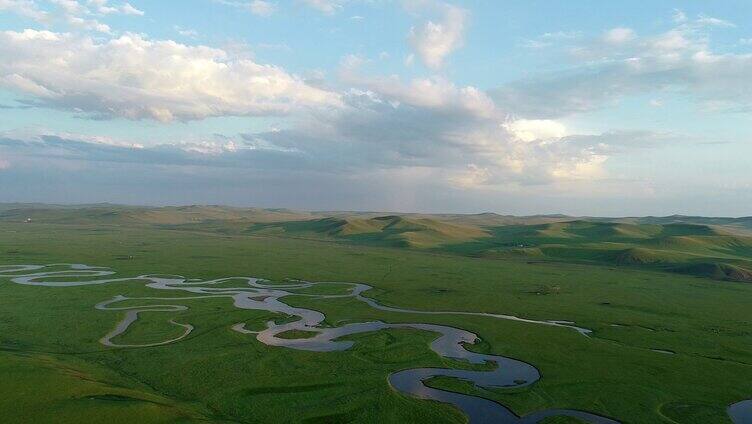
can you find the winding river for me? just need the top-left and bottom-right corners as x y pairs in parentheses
(0, 263), (745, 423)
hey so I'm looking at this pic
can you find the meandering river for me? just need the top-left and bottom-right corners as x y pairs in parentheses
(1, 263), (744, 423)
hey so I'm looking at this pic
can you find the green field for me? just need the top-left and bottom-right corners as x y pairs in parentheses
(1, 204), (752, 423)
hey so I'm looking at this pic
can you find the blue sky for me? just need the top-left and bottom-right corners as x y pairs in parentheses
(0, 0), (751, 216)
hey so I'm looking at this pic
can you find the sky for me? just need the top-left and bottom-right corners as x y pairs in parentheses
(0, 0), (751, 216)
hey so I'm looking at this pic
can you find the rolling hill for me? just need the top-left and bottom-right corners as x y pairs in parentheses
(249, 215), (490, 248)
(2, 203), (751, 282)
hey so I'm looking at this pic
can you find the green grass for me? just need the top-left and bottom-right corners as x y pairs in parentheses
(107, 312), (190, 346)
(0, 351), (213, 423)
(276, 330), (319, 339)
(6, 204), (752, 282)
(1, 217), (752, 423)
(249, 215), (489, 249)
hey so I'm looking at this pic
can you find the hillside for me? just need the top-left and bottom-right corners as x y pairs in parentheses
(456, 221), (752, 283)
(2, 203), (751, 282)
(0, 204), (314, 225)
(249, 215), (490, 248)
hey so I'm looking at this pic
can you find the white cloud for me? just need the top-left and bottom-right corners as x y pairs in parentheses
(650, 29), (690, 52)
(541, 31), (580, 40)
(68, 15), (110, 32)
(604, 27), (635, 44)
(214, 0), (274, 16)
(51, 0), (83, 15)
(449, 164), (490, 188)
(339, 65), (496, 116)
(695, 14), (734, 28)
(0, 45), (605, 188)
(88, 0), (143, 15)
(256, 42), (291, 51)
(119, 2), (143, 15)
(0, 5), (700, 196)
(551, 154), (607, 180)
(0, 0), (47, 21)
(247, 76), (616, 186)
(49, 0), (112, 32)
(672, 9), (687, 23)
(0, 29), (341, 121)
(249, 0), (274, 16)
(174, 25), (198, 38)
(504, 119), (568, 142)
(521, 39), (550, 50)
(520, 31), (580, 49)
(492, 16), (752, 118)
(301, 0), (344, 15)
(406, 1), (468, 69)
(0, 1), (144, 32)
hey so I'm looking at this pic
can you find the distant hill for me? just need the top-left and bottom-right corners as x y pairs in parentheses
(2, 203), (751, 283)
(249, 215), (490, 248)
(604, 215), (752, 233)
(0, 204), (314, 225)
(458, 220), (752, 283)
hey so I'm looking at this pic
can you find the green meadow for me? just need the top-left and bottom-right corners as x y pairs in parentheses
(1, 205), (752, 423)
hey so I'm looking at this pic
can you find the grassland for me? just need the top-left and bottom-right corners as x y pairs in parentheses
(1, 205), (752, 423)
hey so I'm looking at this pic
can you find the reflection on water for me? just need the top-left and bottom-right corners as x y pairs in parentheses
(729, 400), (752, 424)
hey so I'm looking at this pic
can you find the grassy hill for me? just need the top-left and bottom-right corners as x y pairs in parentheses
(0, 204), (314, 225)
(249, 215), (489, 248)
(3, 203), (752, 282)
(446, 221), (752, 282)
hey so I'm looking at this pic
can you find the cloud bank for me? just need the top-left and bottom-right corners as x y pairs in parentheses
(494, 15), (752, 118)
(0, 5), (749, 215)
(0, 29), (340, 121)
